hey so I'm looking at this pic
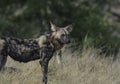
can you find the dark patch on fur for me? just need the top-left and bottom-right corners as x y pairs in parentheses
(0, 35), (56, 84)
(0, 36), (54, 67)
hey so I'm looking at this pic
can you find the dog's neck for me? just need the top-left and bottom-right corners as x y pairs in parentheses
(52, 39), (64, 51)
(49, 37), (64, 51)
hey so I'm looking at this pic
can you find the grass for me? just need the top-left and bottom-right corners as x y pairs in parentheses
(0, 46), (120, 84)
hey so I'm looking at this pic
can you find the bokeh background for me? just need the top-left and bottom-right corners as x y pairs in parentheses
(0, 0), (120, 55)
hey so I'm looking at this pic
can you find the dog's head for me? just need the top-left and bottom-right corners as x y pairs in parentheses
(49, 22), (73, 44)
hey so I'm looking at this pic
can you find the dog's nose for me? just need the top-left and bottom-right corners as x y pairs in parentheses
(66, 40), (70, 44)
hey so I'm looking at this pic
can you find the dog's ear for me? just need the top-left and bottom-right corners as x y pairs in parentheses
(65, 24), (73, 33)
(50, 22), (58, 31)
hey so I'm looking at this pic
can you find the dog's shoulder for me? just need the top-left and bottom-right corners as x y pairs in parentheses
(35, 35), (48, 48)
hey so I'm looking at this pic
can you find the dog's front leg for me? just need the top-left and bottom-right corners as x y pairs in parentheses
(39, 60), (49, 84)
(0, 55), (7, 70)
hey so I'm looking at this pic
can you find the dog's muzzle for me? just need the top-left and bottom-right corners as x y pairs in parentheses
(66, 40), (71, 44)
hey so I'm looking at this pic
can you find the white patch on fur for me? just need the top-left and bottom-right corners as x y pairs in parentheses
(56, 55), (61, 64)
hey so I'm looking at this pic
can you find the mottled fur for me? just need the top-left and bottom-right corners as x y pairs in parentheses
(0, 22), (73, 84)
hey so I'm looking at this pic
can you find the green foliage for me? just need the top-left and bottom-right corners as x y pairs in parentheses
(0, 0), (119, 54)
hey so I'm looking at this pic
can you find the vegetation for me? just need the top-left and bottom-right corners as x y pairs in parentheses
(0, 46), (120, 84)
(0, 0), (120, 53)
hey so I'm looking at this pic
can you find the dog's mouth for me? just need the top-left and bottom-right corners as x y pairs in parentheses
(61, 39), (71, 44)
(56, 38), (71, 45)
(66, 40), (70, 44)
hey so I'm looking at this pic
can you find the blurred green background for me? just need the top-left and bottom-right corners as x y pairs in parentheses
(0, 0), (120, 55)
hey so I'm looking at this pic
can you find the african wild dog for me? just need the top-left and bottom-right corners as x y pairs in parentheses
(0, 22), (73, 84)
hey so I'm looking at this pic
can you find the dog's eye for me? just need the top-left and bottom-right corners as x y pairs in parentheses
(67, 34), (70, 37)
(61, 34), (65, 37)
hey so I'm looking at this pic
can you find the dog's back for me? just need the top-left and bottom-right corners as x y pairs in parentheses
(1, 37), (41, 62)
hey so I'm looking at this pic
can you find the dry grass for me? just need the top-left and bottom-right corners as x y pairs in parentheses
(0, 47), (120, 84)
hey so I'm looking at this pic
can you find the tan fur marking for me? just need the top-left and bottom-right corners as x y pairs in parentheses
(35, 35), (48, 48)
(0, 39), (5, 51)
